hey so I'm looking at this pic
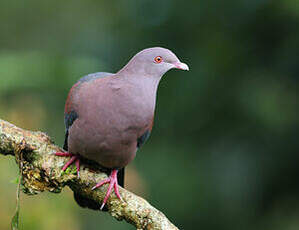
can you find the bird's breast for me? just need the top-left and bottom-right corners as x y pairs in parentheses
(68, 77), (157, 168)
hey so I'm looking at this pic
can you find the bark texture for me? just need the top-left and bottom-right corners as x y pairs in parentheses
(0, 119), (179, 230)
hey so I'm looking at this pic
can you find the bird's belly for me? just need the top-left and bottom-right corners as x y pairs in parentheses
(83, 141), (137, 169)
(67, 117), (143, 169)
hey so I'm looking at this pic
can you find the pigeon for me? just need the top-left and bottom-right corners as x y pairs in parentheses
(55, 47), (189, 210)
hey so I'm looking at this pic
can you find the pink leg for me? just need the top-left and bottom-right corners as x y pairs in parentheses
(91, 169), (122, 210)
(54, 152), (80, 177)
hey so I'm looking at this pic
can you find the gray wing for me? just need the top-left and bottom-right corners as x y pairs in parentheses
(64, 72), (125, 211)
(64, 72), (114, 150)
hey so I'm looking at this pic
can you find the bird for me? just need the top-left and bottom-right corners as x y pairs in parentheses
(55, 47), (189, 210)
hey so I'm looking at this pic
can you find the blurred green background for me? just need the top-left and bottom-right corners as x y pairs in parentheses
(0, 0), (299, 229)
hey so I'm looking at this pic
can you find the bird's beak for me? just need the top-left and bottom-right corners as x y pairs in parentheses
(174, 62), (189, 71)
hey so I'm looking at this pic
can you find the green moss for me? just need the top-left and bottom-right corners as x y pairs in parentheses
(61, 164), (77, 176)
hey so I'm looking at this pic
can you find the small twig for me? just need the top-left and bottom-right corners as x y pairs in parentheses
(11, 138), (26, 230)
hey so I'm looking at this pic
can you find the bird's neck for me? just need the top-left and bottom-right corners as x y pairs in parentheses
(116, 72), (162, 117)
(117, 60), (162, 87)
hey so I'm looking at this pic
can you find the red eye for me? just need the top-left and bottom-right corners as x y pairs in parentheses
(154, 56), (163, 63)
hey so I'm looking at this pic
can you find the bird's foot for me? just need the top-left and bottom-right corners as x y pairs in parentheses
(92, 169), (122, 210)
(54, 152), (80, 177)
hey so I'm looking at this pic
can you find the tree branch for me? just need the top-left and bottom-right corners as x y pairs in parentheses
(0, 119), (179, 230)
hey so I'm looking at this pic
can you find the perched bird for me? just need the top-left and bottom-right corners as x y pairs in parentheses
(55, 47), (189, 210)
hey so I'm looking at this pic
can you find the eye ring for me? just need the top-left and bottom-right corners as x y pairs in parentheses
(154, 56), (163, 63)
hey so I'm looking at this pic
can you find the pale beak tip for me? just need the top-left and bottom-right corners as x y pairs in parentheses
(175, 62), (189, 71)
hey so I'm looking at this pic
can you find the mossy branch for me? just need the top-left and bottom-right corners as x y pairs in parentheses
(0, 119), (179, 230)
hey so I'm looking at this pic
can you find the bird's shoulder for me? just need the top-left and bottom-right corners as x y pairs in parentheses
(64, 72), (114, 126)
(77, 72), (114, 83)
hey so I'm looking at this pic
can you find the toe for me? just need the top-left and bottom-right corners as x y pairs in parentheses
(62, 156), (77, 171)
(92, 178), (110, 190)
(100, 179), (115, 210)
(55, 152), (73, 157)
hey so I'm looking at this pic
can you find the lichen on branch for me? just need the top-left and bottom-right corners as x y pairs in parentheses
(0, 119), (178, 230)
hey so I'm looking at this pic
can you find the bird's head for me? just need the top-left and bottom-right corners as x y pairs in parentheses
(119, 47), (189, 78)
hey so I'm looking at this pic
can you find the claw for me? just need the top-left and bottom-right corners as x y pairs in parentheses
(92, 169), (122, 210)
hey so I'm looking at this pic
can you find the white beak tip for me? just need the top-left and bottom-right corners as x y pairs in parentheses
(174, 62), (189, 71)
